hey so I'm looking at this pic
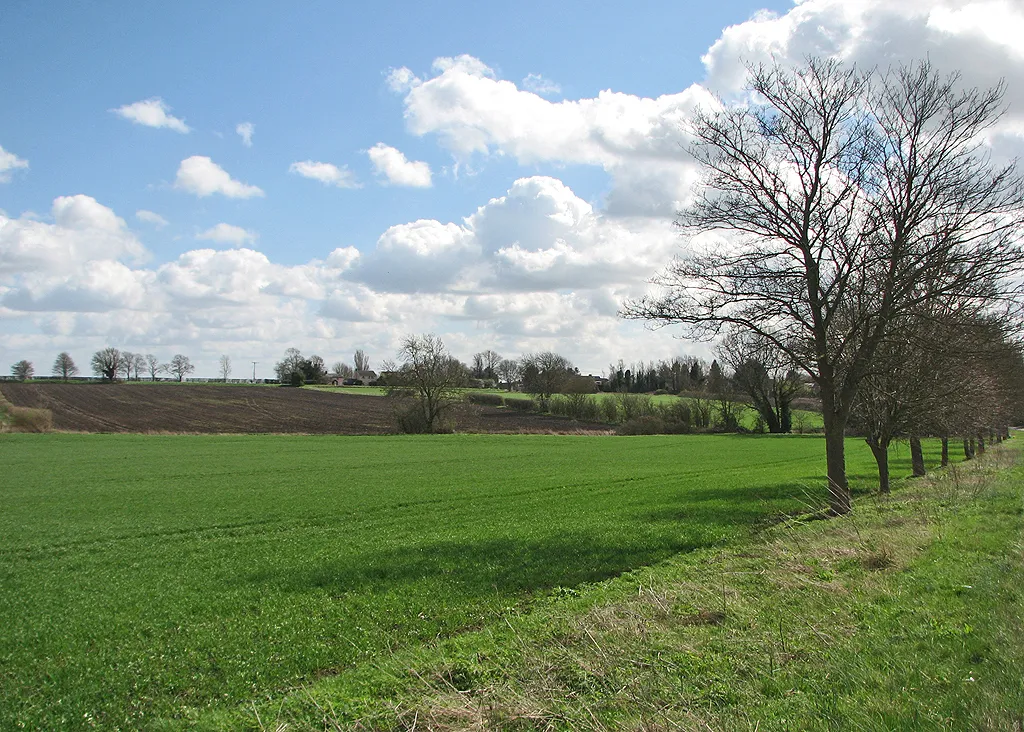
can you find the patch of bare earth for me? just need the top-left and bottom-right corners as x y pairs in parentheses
(0, 383), (609, 435)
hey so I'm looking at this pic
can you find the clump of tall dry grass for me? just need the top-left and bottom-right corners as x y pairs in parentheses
(0, 390), (52, 432)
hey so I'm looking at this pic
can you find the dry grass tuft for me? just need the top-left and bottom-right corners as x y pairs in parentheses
(9, 406), (53, 432)
(677, 609), (727, 626)
(861, 545), (894, 570)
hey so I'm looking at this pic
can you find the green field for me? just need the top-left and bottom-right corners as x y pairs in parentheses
(1, 434), (947, 728)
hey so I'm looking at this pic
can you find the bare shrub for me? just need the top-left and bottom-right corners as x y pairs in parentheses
(658, 399), (693, 431)
(466, 392), (505, 406)
(616, 415), (668, 435)
(389, 391), (453, 434)
(503, 397), (537, 412)
(601, 397), (619, 423)
(551, 393), (601, 421)
(616, 393), (654, 421)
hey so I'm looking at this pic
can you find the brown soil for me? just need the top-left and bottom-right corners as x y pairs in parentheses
(0, 383), (609, 435)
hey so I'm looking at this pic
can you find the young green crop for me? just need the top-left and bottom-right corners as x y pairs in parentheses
(0, 433), (945, 729)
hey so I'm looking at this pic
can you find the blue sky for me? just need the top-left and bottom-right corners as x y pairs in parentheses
(2, 1), (1022, 377)
(1, 1), (783, 261)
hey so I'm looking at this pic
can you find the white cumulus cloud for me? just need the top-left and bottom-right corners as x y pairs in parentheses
(0, 195), (147, 277)
(367, 144), (432, 187)
(391, 54), (714, 216)
(236, 122), (254, 147)
(174, 156), (264, 199)
(288, 160), (360, 188)
(135, 210), (168, 228)
(197, 223), (257, 247)
(386, 66), (421, 93)
(521, 73), (561, 96)
(0, 144), (29, 182)
(110, 98), (190, 133)
(345, 175), (677, 295)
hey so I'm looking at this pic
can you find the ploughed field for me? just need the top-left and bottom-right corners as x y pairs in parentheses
(0, 382), (606, 434)
(0, 432), (927, 730)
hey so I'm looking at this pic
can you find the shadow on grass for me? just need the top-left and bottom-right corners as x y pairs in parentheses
(643, 480), (830, 526)
(247, 481), (819, 600)
(250, 532), (710, 599)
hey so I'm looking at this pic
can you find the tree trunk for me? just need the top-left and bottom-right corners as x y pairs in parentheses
(867, 439), (890, 494)
(940, 437), (949, 467)
(910, 436), (926, 477)
(779, 402), (792, 434)
(969, 437), (976, 458)
(977, 433), (986, 456)
(823, 413), (851, 514)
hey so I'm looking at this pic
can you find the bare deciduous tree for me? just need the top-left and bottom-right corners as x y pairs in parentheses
(331, 361), (354, 379)
(471, 349), (502, 380)
(353, 349), (370, 373)
(387, 334), (468, 432)
(52, 352), (79, 381)
(719, 332), (802, 433)
(520, 352), (575, 400)
(167, 354), (194, 382)
(275, 348), (304, 383)
(624, 58), (1024, 514)
(219, 355), (231, 381)
(11, 360), (34, 381)
(118, 352), (135, 381)
(145, 354), (163, 381)
(92, 348), (121, 381)
(497, 358), (521, 391)
(130, 352), (146, 381)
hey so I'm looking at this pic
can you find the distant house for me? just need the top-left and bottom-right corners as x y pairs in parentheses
(584, 374), (610, 390)
(331, 370), (378, 387)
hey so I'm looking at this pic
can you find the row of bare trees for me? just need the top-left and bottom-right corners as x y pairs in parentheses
(8, 351), (201, 383)
(89, 348), (195, 382)
(625, 57), (1024, 513)
(850, 313), (1022, 492)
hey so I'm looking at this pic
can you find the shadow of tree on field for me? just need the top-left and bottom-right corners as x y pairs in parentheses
(248, 533), (700, 599)
(641, 480), (830, 527)
(246, 508), (766, 601)
(244, 479), (835, 603)
(238, 468), (850, 601)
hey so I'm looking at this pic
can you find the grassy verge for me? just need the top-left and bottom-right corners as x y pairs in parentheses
(236, 440), (1024, 731)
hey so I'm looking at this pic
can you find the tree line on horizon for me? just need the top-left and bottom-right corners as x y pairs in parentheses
(8, 350), (201, 383)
